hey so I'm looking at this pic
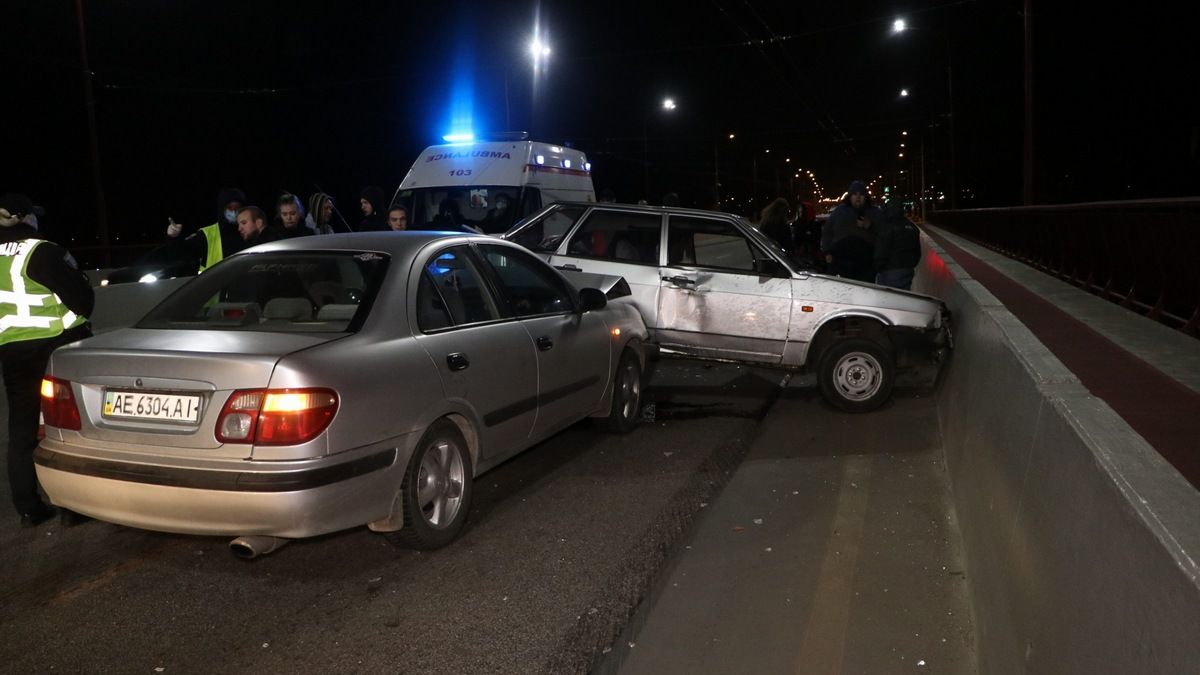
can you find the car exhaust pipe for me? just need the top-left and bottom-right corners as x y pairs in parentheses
(229, 535), (289, 560)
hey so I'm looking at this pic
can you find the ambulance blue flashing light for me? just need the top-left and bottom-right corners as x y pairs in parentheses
(442, 133), (475, 144)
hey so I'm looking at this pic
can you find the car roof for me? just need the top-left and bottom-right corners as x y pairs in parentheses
(549, 202), (745, 219)
(238, 231), (513, 259)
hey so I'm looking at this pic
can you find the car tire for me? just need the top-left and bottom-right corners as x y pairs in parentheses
(605, 349), (643, 433)
(384, 419), (473, 550)
(817, 338), (895, 413)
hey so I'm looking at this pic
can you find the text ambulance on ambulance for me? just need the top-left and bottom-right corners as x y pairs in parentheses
(396, 134), (595, 235)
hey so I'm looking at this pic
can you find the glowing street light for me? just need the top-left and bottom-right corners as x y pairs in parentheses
(892, 19), (907, 34)
(662, 98), (677, 111)
(529, 39), (550, 59)
(899, 88), (910, 97)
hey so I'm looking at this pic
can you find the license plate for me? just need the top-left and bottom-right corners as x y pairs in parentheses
(103, 391), (202, 423)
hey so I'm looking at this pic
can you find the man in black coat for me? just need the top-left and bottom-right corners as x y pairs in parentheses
(873, 201), (922, 290)
(821, 180), (880, 282)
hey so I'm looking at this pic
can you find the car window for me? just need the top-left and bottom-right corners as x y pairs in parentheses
(668, 216), (756, 272)
(137, 252), (388, 332)
(508, 205), (586, 252)
(477, 245), (575, 317)
(417, 246), (500, 330)
(565, 210), (661, 265)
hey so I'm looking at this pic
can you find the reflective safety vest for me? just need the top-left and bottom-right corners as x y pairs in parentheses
(0, 239), (89, 346)
(198, 223), (224, 273)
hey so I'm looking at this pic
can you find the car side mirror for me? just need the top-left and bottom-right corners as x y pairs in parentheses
(754, 258), (787, 277)
(578, 287), (607, 313)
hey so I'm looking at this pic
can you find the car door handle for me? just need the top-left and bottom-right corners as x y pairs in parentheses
(554, 263), (581, 272)
(446, 352), (470, 371)
(536, 336), (554, 351)
(662, 275), (695, 286)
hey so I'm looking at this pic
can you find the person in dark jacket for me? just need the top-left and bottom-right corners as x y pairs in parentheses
(822, 180), (880, 282)
(357, 186), (388, 232)
(387, 204), (409, 231)
(275, 193), (315, 238)
(757, 197), (794, 253)
(874, 201), (922, 289)
(0, 194), (94, 527)
(306, 192), (339, 234)
(162, 187), (248, 273)
(236, 206), (284, 247)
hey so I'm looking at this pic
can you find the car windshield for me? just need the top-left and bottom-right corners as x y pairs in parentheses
(137, 251), (389, 333)
(505, 204), (589, 252)
(401, 185), (521, 234)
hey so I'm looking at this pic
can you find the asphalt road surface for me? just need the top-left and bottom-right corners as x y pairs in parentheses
(0, 361), (788, 674)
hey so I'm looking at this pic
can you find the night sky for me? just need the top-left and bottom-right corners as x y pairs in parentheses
(4, 1), (1196, 267)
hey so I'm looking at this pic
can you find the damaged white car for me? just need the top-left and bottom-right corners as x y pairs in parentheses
(504, 202), (951, 412)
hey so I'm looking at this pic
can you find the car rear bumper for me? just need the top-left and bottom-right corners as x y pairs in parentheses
(34, 440), (409, 538)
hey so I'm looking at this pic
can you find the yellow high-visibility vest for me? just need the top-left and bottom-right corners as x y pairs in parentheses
(198, 223), (224, 273)
(0, 239), (88, 346)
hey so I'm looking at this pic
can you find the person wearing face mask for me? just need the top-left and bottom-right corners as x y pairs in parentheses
(162, 187), (248, 273)
(0, 194), (94, 528)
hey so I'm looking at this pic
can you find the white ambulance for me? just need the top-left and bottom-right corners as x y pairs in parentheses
(396, 135), (595, 234)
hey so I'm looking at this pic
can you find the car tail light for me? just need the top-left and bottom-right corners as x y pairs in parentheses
(41, 376), (82, 431)
(216, 388), (338, 446)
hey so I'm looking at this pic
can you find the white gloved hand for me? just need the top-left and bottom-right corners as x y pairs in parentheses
(166, 218), (182, 238)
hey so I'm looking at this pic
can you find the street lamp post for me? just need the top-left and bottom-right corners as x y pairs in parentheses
(892, 19), (956, 209)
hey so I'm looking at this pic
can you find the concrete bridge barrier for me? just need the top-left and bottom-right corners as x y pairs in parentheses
(914, 230), (1200, 674)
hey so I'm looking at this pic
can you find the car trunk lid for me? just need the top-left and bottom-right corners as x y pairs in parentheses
(45, 329), (342, 459)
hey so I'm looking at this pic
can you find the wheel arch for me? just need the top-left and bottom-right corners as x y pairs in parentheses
(367, 412), (479, 534)
(443, 413), (481, 476)
(806, 312), (893, 368)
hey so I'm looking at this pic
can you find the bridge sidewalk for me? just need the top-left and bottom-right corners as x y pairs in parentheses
(923, 226), (1200, 489)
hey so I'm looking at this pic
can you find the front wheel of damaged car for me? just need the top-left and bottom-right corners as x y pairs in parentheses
(605, 349), (643, 433)
(817, 338), (895, 413)
(385, 419), (473, 550)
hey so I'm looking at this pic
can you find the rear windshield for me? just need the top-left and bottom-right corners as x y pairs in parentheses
(137, 251), (389, 333)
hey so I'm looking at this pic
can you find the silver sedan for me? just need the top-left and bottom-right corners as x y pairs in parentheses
(35, 232), (650, 555)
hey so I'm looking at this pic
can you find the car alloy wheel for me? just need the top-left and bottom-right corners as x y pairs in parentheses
(606, 350), (643, 433)
(417, 438), (466, 529)
(387, 419), (473, 550)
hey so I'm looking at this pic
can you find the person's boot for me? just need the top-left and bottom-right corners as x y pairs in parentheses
(19, 502), (57, 528)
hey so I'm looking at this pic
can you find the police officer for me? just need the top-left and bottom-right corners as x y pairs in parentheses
(163, 187), (247, 273)
(0, 194), (93, 527)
